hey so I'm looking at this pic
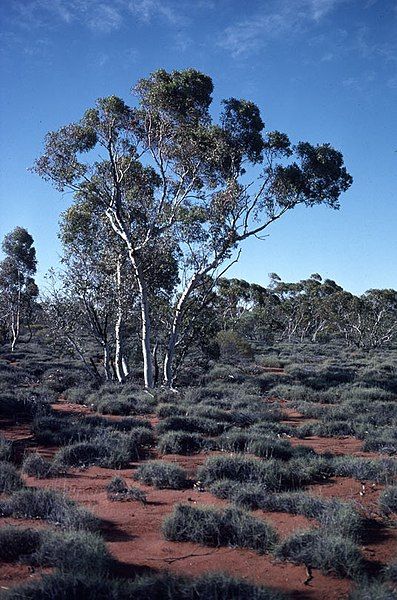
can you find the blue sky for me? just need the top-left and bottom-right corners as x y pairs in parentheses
(0, 0), (396, 294)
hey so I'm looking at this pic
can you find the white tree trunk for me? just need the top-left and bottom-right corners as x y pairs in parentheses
(102, 342), (112, 381)
(105, 210), (154, 389)
(11, 283), (21, 352)
(127, 250), (153, 388)
(163, 274), (201, 387)
(114, 256), (127, 383)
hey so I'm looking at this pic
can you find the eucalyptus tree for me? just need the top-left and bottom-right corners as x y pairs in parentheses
(216, 278), (253, 329)
(56, 196), (179, 383)
(34, 68), (352, 388)
(268, 273), (344, 342)
(331, 288), (397, 348)
(0, 227), (38, 351)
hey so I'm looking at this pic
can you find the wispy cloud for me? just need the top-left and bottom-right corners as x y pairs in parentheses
(353, 25), (397, 62)
(342, 70), (376, 92)
(387, 75), (397, 89)
(87, 4), (123, 33)
(9, 0), (123, 32)
(127, 0), (185, 26)
(7, 0), (188, 33)
(218, 0), (348, 57)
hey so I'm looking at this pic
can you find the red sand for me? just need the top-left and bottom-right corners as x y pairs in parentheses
(1, 400), (396, 599)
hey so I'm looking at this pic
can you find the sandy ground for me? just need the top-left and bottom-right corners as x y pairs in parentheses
(0, 397), (396, 599)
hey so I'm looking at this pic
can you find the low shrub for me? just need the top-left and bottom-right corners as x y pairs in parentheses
(32, 415), (93, 446)
(250, 422), (296, 437)
(156, 403), (185, 418)
(64, 385), (92, 404)
(198, 455), (316, 492)
(276, 529), (364, 578)
(385, 561), (397, 582)
(22, 453), (64, 479)
(31, 529), (112, 575)
(333, 456), (397, 484)
(106, 476), (147, 503)
(32, 414), (153, 447)
(218, 431), (294, 460)
(2, 570), (289, 600)
(158, 431), (207, 455)
(111, 417), (153, 432)
(0, 526), (41, 561)
(208, 483), (363, 539)
(163, 503), (278, 554)
(106, 476), (128, 494)
(134, 461), (189, 489)
(317, 500), (365, 540)
(363, 430), (397, 455)
(54, 442), (106, 468)
(54, 428), (153, 469)
(91, 391), (157, 416)
(249, 437), (294, 460)
(157, 415), (227, 436)
(379, 486), (397, 515)
(0, 434), (12, 461)
(342, 387), (395, 403)
(2, 573), (122, 600)
(0, 460), (24, 492)
(0, 391), (52, 418)
(108, 486), (147, 503)
(210, 480), (271, 511)
(296, 421), (356, 438)
(188, 572), (287, 600)
(0, 488), (99, 531)
(349, 583), (397, 600)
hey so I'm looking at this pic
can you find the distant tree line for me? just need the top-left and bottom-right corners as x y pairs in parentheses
(214, 274), (397, 351)
(0, 227), (396, 383)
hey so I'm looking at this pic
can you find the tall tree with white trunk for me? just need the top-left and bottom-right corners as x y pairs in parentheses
(0, 227), (38, 351)
(34, 68), (352, 388)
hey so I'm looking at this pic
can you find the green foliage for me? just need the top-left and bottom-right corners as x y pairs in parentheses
(333, 456), (397, 484)
(216, 330), (254, 361)
(385, 561), (397, 583)
(218, 430), (294, 460)
(106, 476), (128, 494)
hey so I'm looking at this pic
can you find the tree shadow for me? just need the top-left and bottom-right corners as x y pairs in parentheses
(100, 519), (137, 543)
(111, 560), (155, 579)
(361, 517), (393, 546)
